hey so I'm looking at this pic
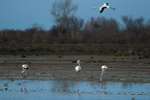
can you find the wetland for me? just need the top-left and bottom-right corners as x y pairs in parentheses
(0, 55), (150, 100)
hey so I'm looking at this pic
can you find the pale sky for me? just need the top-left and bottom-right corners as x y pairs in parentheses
(0, 0), (150, 30)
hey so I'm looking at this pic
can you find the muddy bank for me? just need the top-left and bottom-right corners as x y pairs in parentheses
(0, 55), (150, 83)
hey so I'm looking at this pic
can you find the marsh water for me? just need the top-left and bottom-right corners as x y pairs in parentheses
(0, 56), (150, 99)
(0, 78), (149, 100)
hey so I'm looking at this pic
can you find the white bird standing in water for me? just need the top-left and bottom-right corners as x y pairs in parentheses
(21, 64), (29, 75)
(101, 65), (108, 76)
(75, 60), (81, 93)
(75, 60), (81, 72)
(93, 3), (115, 13)
(100, 65), (108, 81)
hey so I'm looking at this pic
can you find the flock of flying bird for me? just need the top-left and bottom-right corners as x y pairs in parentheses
(20, 2), (113, 80)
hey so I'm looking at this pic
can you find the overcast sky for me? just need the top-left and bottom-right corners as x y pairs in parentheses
(0, 0), (150, 30)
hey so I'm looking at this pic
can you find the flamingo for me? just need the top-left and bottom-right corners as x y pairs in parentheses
(101, 65), (108, 76)
(75, 60), (81, 72)
(93, 3), (115, 13)
(75, 60), (81, 92)
(21, 64), (29, 76)
(100, 65), (108, 81)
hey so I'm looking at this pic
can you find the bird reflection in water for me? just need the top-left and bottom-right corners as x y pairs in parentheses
(100, 81), (107, 94)
(20, 80), (28, 95)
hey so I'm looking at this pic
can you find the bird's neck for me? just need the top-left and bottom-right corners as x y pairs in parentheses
(93, 7), (99, 9)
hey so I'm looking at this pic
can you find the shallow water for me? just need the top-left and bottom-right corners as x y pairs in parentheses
(0, 79), (150, 100)
(0, 57), (150, 99)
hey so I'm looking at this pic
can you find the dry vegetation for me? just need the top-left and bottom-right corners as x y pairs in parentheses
(0, 0), (150, 57)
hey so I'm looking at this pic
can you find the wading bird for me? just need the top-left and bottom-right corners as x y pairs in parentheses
(21, 64), (29, 76)
(93, 3), (115, 13)
(100, 65), (108, 81)
(75, 60), (82, 93)
(101, 65), (108, 76)
(75, 60), (81, 72)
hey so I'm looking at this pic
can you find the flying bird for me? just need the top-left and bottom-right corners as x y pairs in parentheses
(75, 60), (81, 72)
(21, 64), (29, 75)
(93, 3), (115, 13)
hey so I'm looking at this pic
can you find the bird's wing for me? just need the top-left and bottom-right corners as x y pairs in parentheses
(23, 64), (29, 69)
(100, 7), (106, 13)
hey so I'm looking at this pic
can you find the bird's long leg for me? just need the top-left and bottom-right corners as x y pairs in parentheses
(20, 73), (22, 78)
(25, 70), (27, 75)
(110, 7), (116, 11)
(101, 69), (104, 76)
(104, 70), (106, 75)
(100, 82), (103, 92)
(92, 7), (100, 9)
(100, 69), (104, 82)
(104, 82), (106, 92)
(77, 72), (79, 92)
(20, 69), (24, 78)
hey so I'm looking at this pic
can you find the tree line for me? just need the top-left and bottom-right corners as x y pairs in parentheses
(0, 15), (150, 45)
(0, 0), (150, 45)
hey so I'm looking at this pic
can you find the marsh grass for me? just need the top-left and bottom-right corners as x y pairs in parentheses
(0, 44), (150, 58)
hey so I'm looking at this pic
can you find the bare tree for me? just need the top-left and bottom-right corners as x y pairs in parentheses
(50, 0), (84, 43)
(122, 16), (145, 43)
(122, 16), (144, 31)
(84, 17), (119, 32)
(51, 0), (78, 29)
